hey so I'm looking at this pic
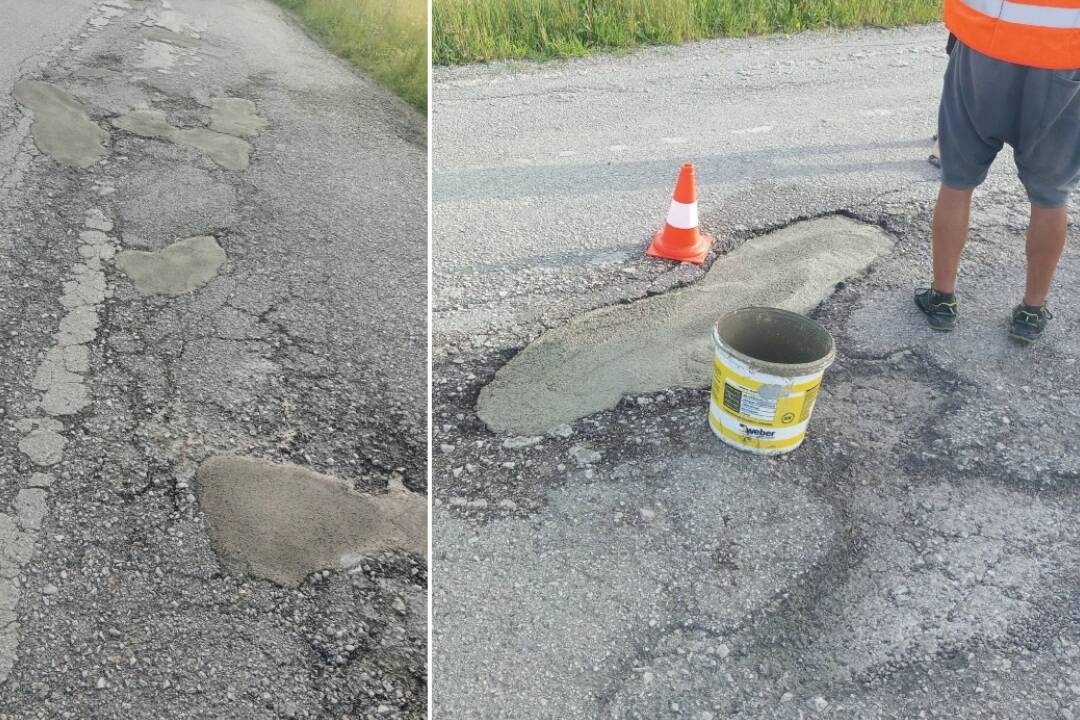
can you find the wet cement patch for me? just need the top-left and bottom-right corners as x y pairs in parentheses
(12, 81), (107, 168)
(477, 216), (896, 434)
(209, 98), (267, 138)
(197, 457), (427, 587)
(115, 235), (226, 296)
(113, 109), (252, 170)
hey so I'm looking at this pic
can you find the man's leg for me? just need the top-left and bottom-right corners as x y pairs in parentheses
(931, 184), (975, 293)
(1023, 203), (1068, 307)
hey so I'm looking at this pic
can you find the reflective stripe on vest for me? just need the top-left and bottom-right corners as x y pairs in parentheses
(946, 0), (1080, 70)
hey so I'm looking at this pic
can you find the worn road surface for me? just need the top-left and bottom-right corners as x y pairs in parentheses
(1, 1), (427, 718)
(433, 25), (1080, 719)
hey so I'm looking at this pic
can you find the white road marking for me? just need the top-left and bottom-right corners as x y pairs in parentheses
(731, 125), (773, 135)
(1, 208), (116, 684)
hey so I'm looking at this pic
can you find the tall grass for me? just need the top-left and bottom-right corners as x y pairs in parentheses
(274, 0), (427, 111)
(434, 0), (942, 64)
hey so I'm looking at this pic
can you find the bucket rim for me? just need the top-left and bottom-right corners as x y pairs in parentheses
(713, 306), (836, 377)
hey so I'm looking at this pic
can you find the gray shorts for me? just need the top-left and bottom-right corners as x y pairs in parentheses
(939, 41), (1080, 208)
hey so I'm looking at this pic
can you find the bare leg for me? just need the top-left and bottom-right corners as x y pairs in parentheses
(931, 185), (975, 293)
(1023, 204), (1068, 306)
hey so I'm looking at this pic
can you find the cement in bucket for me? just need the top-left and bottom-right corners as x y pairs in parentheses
(708, 307), (835, 455)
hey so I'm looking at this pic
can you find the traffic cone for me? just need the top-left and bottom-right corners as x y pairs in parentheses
(646, 163), (712, 264)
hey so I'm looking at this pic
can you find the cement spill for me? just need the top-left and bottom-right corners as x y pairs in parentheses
(477, 216), (895, 435)
(115, 235), (226, 296)
(197, 457), (427, 587)
(12, 81), (108, 168)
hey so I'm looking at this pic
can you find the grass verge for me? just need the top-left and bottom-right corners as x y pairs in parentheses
(273, 0), (427, 112)
(434, 0), (941, 64)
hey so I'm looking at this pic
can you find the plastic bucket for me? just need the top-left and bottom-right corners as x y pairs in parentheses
(708, 307), (835, 455)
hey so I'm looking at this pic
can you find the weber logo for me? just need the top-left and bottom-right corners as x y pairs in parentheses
(739, 424), (776, 439)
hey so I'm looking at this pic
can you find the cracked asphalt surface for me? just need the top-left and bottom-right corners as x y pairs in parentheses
(1, 1), (426, 718)
(433, 24), (1080, 719)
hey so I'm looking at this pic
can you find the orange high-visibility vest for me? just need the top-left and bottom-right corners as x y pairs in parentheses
(945, 0), (1080, 70)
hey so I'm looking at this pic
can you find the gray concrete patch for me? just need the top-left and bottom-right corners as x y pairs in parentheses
(141, 26), (201, 48)
(11, 81), (107, 168)
(477, 216), (895, 434)
(115, 235), (226, 296)
(113, 109), (252, 170)
(197, 456), (427, 587)
(209, 97), (266, 138)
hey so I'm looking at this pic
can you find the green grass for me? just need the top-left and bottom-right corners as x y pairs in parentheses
(434, 0), (942, 64)
(274, 0), (427, 111)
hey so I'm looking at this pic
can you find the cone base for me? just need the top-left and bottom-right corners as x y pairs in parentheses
(646, 230), (713, 265)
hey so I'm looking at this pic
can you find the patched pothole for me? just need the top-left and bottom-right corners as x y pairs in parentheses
(115, 235), (226, 296)
(477, 216), (896, 435)
(12, 81), (108, 168)
(196, 456), (426, 587)
(112, 109), (254, 170)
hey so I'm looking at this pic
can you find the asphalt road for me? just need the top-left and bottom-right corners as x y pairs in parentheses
(433, 25), (1080, 719)
(1, 1), (427, 717)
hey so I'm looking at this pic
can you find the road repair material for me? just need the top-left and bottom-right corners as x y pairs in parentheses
(113, 108), (253, 170)
(709, 307), (835, 454)
(115, 235), (226, 296)
(477, 216), (894, 435)
(646, 162), (712, 264)
(11, 80), (108, 168)
(197, 456), (427, 587)
(209, 97), (268, 138)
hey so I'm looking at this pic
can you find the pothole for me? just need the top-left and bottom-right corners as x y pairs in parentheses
(196, 456), (427, 587)
(115, 235), (226, 296)
(12, 81), (108, 168)
(477, 216), (896, 435)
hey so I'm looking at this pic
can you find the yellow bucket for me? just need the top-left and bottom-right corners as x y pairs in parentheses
(708, 307), (836, 455)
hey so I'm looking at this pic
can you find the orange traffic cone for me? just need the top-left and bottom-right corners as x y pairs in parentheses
(646, 163), (712, 264)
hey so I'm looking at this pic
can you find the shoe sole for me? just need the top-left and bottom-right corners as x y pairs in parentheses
(1009, 330), (1037, 345)
(915, 295), (957, 332)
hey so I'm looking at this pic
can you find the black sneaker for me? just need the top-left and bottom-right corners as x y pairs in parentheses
(914, 287), (958, 331)
(1009, 303), (1052, 345)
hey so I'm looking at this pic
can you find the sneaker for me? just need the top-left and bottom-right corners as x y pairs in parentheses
(914, 287), (958, 331)
(1009, 303), (1052, 345)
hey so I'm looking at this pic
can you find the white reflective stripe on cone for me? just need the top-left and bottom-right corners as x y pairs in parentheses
(709, 400), (809, 440)
(960, 0), (1080, 28)
(666, 199), (698, 230)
